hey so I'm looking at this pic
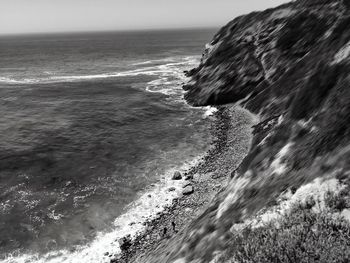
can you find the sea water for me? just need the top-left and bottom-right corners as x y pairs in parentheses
(0, 29), (216, 262)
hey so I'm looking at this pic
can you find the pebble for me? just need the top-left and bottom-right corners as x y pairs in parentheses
(211, 173), (221, 179)
(115, 111), (234, 262)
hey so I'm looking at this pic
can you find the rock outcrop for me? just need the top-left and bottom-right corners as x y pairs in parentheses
(158, 0), (350, 262)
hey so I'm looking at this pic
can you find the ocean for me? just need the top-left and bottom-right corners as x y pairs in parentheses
(0, 29), (216, 262)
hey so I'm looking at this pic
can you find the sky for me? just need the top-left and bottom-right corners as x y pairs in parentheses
(0, 0), (289, 35)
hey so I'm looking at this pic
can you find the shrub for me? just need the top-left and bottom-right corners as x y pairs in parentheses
(222, 206), (350, 262)
(289, 63), (341, 120)
(297, 0), (337, 6)
(330, 15), (350, 41)
(277, 12), (328, 56)
(324, 189), (350, 211)
(343, 0), (350, 9)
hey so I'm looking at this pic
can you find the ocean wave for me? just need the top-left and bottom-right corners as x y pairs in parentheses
(0, 56), (200, 86)
(144, 56), (199, 97)
(0, 70), (158, 85)
(1, 157), (203, 263)
(132, 56), (178, 66)
(0, 77), (28, 84)
(0, 55), (212, 263)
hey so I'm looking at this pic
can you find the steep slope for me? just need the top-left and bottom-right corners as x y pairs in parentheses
(165, 0), (350, 262)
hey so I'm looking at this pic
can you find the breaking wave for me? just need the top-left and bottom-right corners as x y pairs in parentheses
(0, 56), (199, 86)
(2, 157), (203, 263)
(1, 55), (214, 263)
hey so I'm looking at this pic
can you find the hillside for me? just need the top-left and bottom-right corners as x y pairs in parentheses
(168, 0), (350, 262)
(113, 0), (350, 262)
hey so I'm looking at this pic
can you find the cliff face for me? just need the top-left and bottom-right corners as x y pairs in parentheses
(170, 0), (350, 262)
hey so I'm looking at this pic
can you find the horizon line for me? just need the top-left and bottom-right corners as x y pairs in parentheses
(0, 25), (220, 38)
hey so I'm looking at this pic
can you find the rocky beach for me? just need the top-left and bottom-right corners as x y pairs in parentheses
(112, 106), (257, 263)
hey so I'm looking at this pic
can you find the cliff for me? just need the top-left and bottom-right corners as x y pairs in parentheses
(167, 0), (350, 262)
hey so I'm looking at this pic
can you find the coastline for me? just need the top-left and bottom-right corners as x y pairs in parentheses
(112, 105), (256, 263)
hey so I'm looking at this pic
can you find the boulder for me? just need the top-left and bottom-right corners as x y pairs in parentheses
(168, 187), (176, 192)
(183, 185), (194, 195)
(185, 174), (193, 180)
(118, 234), (132, 252)
(172, 171), (182, 180)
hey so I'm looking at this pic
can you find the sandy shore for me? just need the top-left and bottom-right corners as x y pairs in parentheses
(111, 105), (256, 263)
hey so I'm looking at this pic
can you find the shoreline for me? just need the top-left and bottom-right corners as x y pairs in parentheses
(112, 105), (256, 263)
(1, 56), (214, 263)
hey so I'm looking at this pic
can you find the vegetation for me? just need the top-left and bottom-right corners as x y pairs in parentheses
(221, 195), (350, 263)
(177, 1), (350, 262)
(343, 0), (350, 9)
(276, 12), (328, 56)
(289, 63), (341, 120)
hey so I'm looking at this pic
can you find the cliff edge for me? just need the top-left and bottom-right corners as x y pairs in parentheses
(168, 0), (350, 262)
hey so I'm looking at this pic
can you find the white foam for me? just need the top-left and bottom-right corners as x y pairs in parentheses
(0, 56), (201, 86)
(0, 77), (28, 84)
(203, 107), (218, 118)
(1, 55), (212, 263)
(2, 156), (204, 263)
(144, 56), (200, 97)
(132, 57), (178, 66)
